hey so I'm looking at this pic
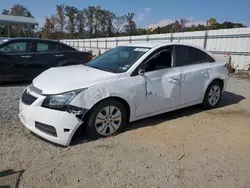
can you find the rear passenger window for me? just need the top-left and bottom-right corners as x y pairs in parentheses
(35, 42), (57, 52)
(175, 45), (214, 66)
(37, 43), (49, 52)
(196, 49), (212, 63)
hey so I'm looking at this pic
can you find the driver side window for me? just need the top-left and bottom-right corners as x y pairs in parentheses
(1, 42), (28, 53)
(144, 47), (173, 73)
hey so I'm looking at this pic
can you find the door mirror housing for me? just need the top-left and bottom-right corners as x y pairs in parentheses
(138, 68), (145, 76)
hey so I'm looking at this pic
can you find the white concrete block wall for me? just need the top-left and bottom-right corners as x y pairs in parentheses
(61, 28), (250, 70)
(117, 36), (130, 46)
(206, 28), (250, 53)
(173, 31), (206, 48)
(148, 33), (172, 42)
(98, 39), (106, 49)
(90, 39), (98, 48)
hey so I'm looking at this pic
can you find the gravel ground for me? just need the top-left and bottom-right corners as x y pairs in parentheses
(0, 77), (250, 188)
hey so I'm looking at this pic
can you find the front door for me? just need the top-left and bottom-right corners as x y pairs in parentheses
(175, 45), (211, 105)
(30, 41), (58, 78)
(133, 46), (181, 117)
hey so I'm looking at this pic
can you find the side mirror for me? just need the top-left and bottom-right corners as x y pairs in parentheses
(138, 68), (145, 76)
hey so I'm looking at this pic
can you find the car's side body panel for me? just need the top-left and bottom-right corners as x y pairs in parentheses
(71, 43), (228, 123)
(179, 62), (211, 105)
(0, 38), (92, 82)
(19, 42), (229, 146)
(201, 61), (229, 99)
(71, 77), (137, 121)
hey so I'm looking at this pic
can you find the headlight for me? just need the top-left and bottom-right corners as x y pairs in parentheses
(42, 89), (87, 115)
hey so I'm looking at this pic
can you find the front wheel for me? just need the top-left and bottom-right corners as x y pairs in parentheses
(84, 99), (128, 139)
(202, 81), (222, 109)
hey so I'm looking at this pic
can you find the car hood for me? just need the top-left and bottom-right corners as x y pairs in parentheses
(33, 65), (120, 95)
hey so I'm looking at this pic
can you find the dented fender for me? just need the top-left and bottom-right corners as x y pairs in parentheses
(70, 80), (137, 121)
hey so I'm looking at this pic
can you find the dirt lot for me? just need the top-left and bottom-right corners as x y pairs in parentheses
(0, 77), (250, 188)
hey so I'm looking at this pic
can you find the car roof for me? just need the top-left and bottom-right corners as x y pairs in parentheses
(4, 37), (60, 43)
(0, 37), (78, 50)
(123, 41), (199, 49)
(122, 41), (217, 60)
(122, 41), (169, 48)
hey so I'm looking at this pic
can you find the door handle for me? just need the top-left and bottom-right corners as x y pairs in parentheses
(201, 69), (209, 74)
(168, 77), (180, 83)
(55, 54), (64, 57)
(21, 55), (31, 58)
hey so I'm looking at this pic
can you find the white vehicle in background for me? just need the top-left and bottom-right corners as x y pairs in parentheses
(19, 42), (228, 146)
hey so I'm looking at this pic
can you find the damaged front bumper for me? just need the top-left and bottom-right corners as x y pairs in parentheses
(19, 90), (86, 146)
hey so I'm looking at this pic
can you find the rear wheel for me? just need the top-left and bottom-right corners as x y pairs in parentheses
(202, 81), (222, 109)
(84, 99), (128, 139)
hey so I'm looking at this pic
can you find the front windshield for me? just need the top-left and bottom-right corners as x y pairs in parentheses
(87, 46), (150, 73)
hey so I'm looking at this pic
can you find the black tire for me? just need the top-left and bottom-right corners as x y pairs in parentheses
(84, 99), (128, 139)
(202, 80), (223, 109)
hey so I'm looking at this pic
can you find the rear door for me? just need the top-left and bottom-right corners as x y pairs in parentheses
(30, 40), (57, 78)
(175, 45), (212, 105)
(54, 44), (88, 66)
(54, 43), (76, 66)
(0, 40), (32, 81)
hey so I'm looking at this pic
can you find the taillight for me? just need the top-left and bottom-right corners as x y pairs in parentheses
(88, 55), (93, 61)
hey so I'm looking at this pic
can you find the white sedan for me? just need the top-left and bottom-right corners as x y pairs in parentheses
(19, 42), (228, 146)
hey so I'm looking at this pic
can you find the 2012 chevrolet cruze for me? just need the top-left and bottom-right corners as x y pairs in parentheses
(19, 42), (228, 146)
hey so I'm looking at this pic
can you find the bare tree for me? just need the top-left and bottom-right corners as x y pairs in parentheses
(50, 15), (58, 33)
(93, 6), (101, 37)
(124, 12), (136, 36)
(65, 6), (78, 37)
(113, 15), (126, 36)
(42, 17), (55, 39)
(180, 18), (189, 32)
(76, 10), (85, 38)
(105, 10), (115, 37)
(84, 6), (95, 38)
(56, 5), (66, 33)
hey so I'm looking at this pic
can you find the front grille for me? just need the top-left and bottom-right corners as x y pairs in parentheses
(21, 90), (37, 105)
(35, 122), (57, 137)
